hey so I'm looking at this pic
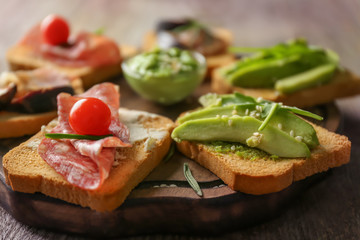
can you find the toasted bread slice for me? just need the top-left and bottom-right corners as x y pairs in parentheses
(6, 45), (137, 89)
(176, 123), (350, 195)
(211, 67), (360, 108)
(142, 28), (235, 74)
(0, 77), (83, 139)
(2, 108), (174, 211)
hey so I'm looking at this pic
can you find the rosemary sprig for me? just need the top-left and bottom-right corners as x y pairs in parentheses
(183, 163), (203, 197)
(45, 133), (113, 140)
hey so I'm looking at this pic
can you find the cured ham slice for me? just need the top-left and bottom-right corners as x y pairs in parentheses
(20, 25), (121, 68)
(38, 83), (130, 190)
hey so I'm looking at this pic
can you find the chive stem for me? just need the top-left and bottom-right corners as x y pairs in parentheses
(45, 133), (113, 140)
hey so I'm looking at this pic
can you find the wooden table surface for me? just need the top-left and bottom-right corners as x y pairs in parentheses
(1, 0), (360, 239)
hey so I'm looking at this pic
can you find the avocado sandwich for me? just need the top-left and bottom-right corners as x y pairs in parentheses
(172, 93), (351, 194)
(211, 39), (360, 108)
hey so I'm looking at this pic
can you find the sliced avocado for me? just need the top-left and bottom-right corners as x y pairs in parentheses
(274, 63), (337, 94)
(178, 104), (256, 124)
(225, 55), (309, 88)
(199, 92), (256, 108)
(223, 39), (339, 90)
(172, 116), (311, 158)
(177, 104), (319, 150)
(268, 109), (319, 149)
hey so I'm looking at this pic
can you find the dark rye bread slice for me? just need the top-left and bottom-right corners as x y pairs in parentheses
(211, 67), (360, 108)
(2, 108), (174, 211)
(176, 124), (351, 195)
(7, 45), (138, 89)
(142, 28), (235, 74)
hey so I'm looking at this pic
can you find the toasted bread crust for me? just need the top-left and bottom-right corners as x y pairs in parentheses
(176, 124), (351, 195)
(0, 111), (57, 138)
(142, 28), (235, 73)
(211, 67), (360, 108)
(6, 45), (137, 89)
(3, 109), (174, 211)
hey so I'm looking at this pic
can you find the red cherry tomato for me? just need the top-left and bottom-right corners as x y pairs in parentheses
(69, 98), (112, 136)
(41, 14), (70, 45)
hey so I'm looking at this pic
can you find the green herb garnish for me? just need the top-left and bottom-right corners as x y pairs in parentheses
(45, 133), (113, 140)
(171, 20), (205, 33)
(281, 106), (324, 121)
(162, 142), (175, 163)
(94, 27), (105, 35)
(258, 103), (280, 131)
(183, 163), (203, 197)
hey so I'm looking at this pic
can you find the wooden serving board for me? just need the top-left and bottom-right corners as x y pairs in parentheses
(0, 80), (341, 237)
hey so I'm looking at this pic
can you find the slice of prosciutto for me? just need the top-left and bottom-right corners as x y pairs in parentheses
(20, 24), (121, 68)
(38, 83), (131, 190)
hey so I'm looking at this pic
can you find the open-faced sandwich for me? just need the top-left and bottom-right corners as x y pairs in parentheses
(172, 93), (351, 194)
(7, 14), (137, 89)
(2, 82), (174, 211)
(0, 67), (82, 138)
(211, 39), (360, 107)
(143, 18), (235, 73)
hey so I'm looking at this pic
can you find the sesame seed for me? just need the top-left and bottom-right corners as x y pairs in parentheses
(295, 136), (303, 142)
(255, 113), (260, 118)
(278, 123), (282, 130)
(290, 130), (295, 137)
(245, 109), (249, 115)
(216, 114), (220, 119)
(257, 97), (263, 102)
(228, 119), (233, 126)
(231, 145), (236, 151)
(232, 110), (238, 115)
(253, 132), (260, 136)
(221, 115), (228, 119)
(256, 105), (263, 112)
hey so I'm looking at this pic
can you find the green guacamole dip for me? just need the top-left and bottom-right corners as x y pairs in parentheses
(122, 48), (206, 105)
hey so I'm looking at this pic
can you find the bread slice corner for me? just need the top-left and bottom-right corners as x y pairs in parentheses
(2, 108), (174, 211)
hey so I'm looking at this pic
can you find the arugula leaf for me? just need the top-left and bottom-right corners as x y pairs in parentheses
(281, 106), (323, 120)
(258, 103), (280, 131)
